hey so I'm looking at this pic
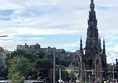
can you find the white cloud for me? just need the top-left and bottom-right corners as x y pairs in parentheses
(0, 0), (117, 36)
(0, 0), (23, 10)
(107, 44), (118, 53)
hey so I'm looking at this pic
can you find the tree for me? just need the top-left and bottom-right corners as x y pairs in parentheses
(56, 65), (70, 81)
(107, 63), (114, 79)
(0, 59), (8, 79)
(35, 58), (53, 79)
(11, 71), (25, 83)
(8, 56), (34, 81)
(34, 51), (45, 59)
(10, 49), (37, 61)
(45, 53), (53, 60)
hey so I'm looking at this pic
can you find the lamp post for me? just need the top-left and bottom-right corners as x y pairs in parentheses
(84, 66), (87, 83)
(77, 50), (83, 83)
(112, 63), (115, 81)
(89, 73), (91, 83)
(53, 48), (56, 83)
(59, 68), (62, 83)
(79, 54), (83, 83)
(95, 55), (97, 81)
(116, 59), (118, 82)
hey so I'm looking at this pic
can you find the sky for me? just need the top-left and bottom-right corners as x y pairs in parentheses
(0, 0), (118, 63)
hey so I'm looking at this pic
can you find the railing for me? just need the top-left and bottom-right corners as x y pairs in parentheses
(0, 80), (43, 83)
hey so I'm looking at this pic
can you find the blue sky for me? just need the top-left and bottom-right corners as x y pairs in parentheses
(0, 0), (118, 63)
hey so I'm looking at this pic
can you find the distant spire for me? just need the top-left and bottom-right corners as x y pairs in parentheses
(98, 38), (101, 53)
(88, 0), (97, 23)
(80, 37), (83, 54)
(103, 39), (105, 49)
(80, 38), (82, 49)
(91, 0), (94, 4)
(90, 0), (95, 10)
(103, 39), (106, 55)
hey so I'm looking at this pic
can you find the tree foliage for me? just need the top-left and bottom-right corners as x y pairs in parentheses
(11, 71), (25, 83)
(0, 59), (7, 79)
(35, 58), (53, 79)
(4, 49), (70, 82)
(8, 56), (34, 81)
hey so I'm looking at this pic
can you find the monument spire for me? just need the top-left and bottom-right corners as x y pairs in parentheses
(80, 37), (83, 54)
(85, 0), (98, 56)
(90, 0), (95, 10)
(82, 0), (107, 80)
(80, 37), (83, 50)
(85, 0), (100, 70)
(88, 0), (97, 23)
(103, 39), (106, 55)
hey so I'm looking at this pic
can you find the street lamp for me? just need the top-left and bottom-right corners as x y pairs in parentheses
(80, 55), (83, 83)
(53, 48), (56, 83)
(89, 73), (91, 83)
(112, 63), (115, 81)
(95, 55), (97, 81)
(116, 59), (118, 82)
(76, 50), (83, 83)
(59, 68), (62, 83)
(78, 53), (83, 83)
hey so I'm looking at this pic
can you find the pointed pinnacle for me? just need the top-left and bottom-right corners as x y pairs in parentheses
(90, 0), (95, 10)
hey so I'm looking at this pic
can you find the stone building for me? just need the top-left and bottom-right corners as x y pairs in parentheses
(78, 0), (107, 81)
(17, 43), (66, 57)
(0, 47), (10, 59)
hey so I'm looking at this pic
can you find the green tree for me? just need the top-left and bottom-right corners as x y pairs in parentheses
(107, 63), (114, 79)
(0, 59), (8, 79)
(11, 71), (25, 83)
(8, 56), (34, 81)
(45, 53), (53, 60)
(35, 58), (53, 79)
(10, 49), (37, 61)
(61, 71), (70, 81)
